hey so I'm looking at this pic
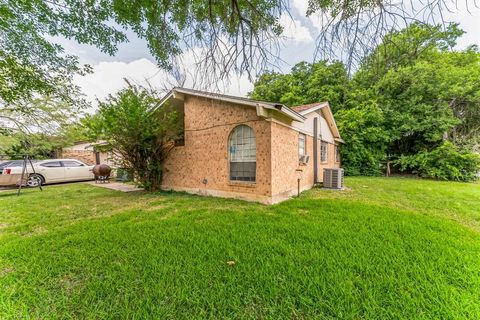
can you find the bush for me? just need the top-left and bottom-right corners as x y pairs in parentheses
(335, 99), (389, 176)
(395, 142), (480, 181)
(88, 84), (182, 191)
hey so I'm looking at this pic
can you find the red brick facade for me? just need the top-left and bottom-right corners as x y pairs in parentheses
(60, 150), (96, 165)
(162, 93), (341, 204)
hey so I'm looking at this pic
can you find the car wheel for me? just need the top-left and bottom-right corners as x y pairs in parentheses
(27, 174), (44, 187)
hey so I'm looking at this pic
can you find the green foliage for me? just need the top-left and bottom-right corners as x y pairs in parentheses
(355, 23), (465, 82)
(1, 0), (285, 135)
(335, 91), (389, 175)
(0, 0), (283, 106)
(89, 84), (182, 191)
(251, 23), (480, 180)
(395, 142), (480, 182)
(0, 122), (90, 159)
(1, 0), (92, 131)
(1, 134), (59, 159)
(1, 94), (87, 134)
(377, 60), (461, 154)
(355, 22), (480, 168)
(250, 61), (348, 111)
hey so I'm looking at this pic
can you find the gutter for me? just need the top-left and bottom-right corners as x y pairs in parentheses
(155, 88), (306, 122)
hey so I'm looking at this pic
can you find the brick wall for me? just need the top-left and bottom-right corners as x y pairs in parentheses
(270, 121), (339, 202)
(162, 95), (273, 202)
(270, 121), (312, 198)
(162, 95), (341, 204)
(60, 150), (96, 165)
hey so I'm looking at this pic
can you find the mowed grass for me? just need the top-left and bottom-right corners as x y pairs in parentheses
(0, 178), (479, 319)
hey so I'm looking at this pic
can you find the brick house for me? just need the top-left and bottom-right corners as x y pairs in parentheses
(61, 141), (117, 167)
(157, 87), (343, 204)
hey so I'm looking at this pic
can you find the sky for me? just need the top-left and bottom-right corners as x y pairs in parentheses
(62, 0), (480, 107)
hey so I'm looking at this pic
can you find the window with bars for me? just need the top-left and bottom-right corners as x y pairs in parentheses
(298, 133), (306, 159)
(321, 141), (328, 162)
(229, 125), (256, 182)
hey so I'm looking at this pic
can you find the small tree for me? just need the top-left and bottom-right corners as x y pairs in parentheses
(92, 84), (181, 191)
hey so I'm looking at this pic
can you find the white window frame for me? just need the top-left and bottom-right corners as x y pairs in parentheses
(229, 125), (256, 182)
(321, 141), (328, 163)
(298, 133), (306, 159)
(335, 145), (341, 163)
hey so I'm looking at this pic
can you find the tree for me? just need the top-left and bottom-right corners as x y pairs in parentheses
(2, 0), (476, 101)
(2, 1), (477, 143)
(1, 94), (87, 133)
(250, 61), (348, 111)
(359, 23), (480, 152)
(250, 23), (480, 179)
(335, 88), (390, 175)
(87, 84), (182, 191)
(0, 119), (91, 159)
(308, 0), (478, 71)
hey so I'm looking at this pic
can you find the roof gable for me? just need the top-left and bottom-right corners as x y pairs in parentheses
(291, 101), (342, 142)
(291, 102), (329, 114)
(155, 87), (306, 122)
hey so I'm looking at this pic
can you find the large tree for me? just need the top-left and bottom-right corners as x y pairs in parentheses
(1, 0), (477, 139)
(250, 23), (480, 179)
(1, 0), (476, 102)
(250, 61), (348, 111)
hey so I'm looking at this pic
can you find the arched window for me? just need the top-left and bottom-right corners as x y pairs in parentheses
(229, 125), (256, 182)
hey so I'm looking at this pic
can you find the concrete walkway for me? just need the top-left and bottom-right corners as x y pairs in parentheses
(85, 181), (144, 192)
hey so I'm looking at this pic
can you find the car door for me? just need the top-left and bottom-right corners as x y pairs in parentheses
(37, 161), (64, 182)
(62, 160), (94, 181)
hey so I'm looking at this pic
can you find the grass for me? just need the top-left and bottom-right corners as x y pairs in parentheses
(0, 177), (479, 319)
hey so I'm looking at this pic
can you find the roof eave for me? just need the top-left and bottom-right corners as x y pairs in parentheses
(277, 105), (306, 122)
(296, 102), (342, 141)
(156, 87), (306, 122)
(297, 103), (328, 116)
(321, 102), (342, 141)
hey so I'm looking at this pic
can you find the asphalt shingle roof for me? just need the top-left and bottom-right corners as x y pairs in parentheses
(290, 102), (328, 113)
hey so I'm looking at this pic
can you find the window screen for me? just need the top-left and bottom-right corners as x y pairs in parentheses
(298, 133), (306, 158)
(321, 141), (328, 162)
(335, 145), (340, 162)
(229, 125), (256, 182)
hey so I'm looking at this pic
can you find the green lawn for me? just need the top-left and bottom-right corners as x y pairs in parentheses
(0, 177), (479, 319)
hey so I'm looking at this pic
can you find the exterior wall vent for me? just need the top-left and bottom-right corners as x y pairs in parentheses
(323, 168), (344, 189)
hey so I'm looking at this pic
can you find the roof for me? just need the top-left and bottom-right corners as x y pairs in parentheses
(290, 102), (328, 113)
(155, 87), (306, 122)
(291, 101), (343, 142)
(155, 87), (343, 142)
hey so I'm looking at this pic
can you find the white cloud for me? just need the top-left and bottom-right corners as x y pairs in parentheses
(279, 13), (314, 43)
(442, 4), (480, 49)
(73, 58), (168, 105)
(291, 0), (324, 32)
(292, 0), (308, 16)
(73, 57), (254, 112)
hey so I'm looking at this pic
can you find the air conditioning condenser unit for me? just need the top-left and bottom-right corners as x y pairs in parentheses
(323, 168), (344, 189)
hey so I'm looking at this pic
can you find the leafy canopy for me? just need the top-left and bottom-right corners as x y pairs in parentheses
(250, 22), (480, 179)
(250, 61), (348, 112)
(2, 0), (472, 108)
(86, 83), (182, 191)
